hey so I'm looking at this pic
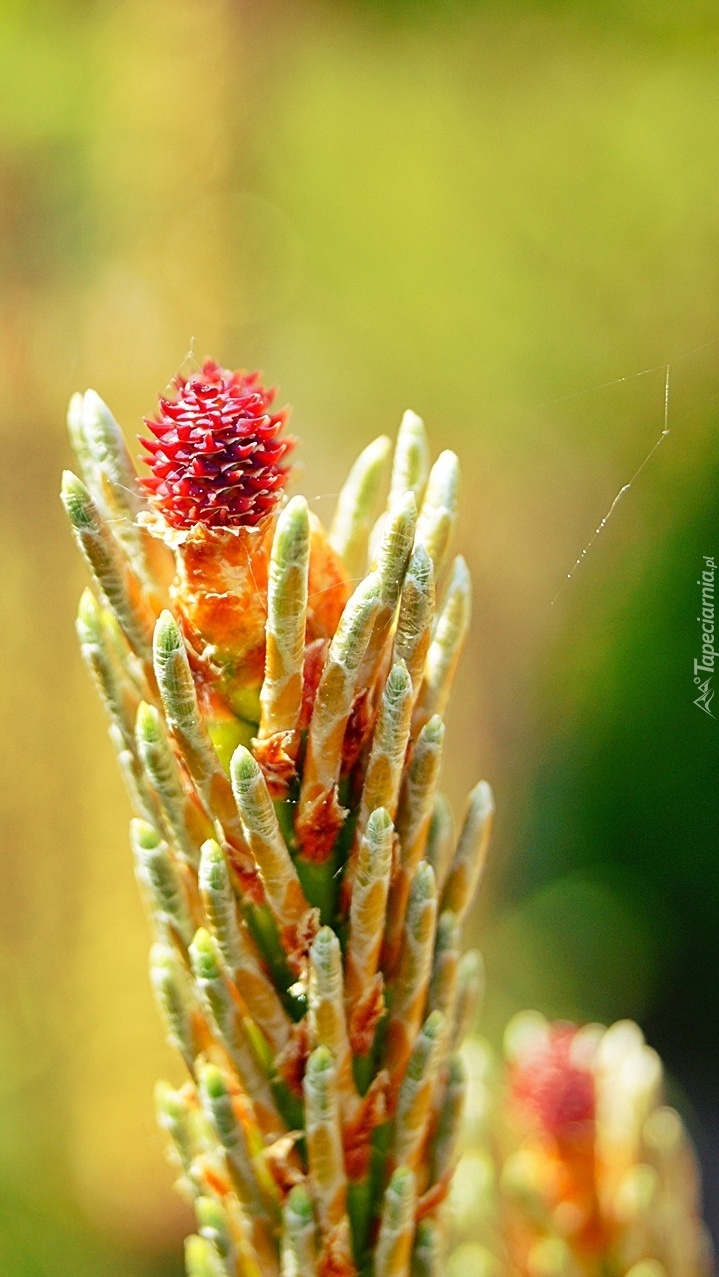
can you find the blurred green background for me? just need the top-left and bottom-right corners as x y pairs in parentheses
(1, 0), (718, 1270)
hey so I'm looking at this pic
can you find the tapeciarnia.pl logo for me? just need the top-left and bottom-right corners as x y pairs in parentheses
(694, 555), (716, 718)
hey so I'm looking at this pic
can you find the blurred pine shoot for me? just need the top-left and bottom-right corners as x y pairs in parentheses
(449, 1016), (714, 1276)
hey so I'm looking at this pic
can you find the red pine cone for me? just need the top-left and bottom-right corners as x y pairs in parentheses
(509, 1025), (596, 1146)
(139, 360), (294, 531)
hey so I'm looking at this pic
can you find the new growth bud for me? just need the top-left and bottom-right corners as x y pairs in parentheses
(63, 365), (501, 1277)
